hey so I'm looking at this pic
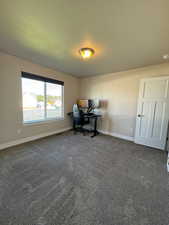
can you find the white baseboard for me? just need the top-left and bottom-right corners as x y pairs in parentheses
(99, 130), (134, 142)
(0, 127), (71, 151)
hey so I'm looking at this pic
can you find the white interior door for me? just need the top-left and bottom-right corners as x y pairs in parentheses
(135, 76), (169, 150)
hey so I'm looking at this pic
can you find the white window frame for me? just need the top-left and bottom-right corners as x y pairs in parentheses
(21, 72), (64, 124)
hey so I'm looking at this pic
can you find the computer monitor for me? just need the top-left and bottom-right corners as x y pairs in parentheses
(77, 99), (100, 113)
(77, 99), (90, 108)
(91, 99), (100, 109)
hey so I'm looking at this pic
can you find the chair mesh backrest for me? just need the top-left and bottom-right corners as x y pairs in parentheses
(73, 104), (80, 118)
(73, 104), (84, 125)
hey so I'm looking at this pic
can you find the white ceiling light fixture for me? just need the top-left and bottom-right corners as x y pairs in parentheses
(79, 48), (95, 59)
(163, 54), (169, 60)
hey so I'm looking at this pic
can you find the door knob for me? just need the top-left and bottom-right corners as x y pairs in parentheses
(138, 114), (144, 117)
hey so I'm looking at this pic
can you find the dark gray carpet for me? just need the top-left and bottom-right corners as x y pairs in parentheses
(0, 131), (168, 225)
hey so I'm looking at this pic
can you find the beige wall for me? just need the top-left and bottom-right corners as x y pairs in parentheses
(0, 52), (80, 145)
(1, 50), (169, 146)
(80, 63), (169, 138)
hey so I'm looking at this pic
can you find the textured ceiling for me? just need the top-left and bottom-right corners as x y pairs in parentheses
(0, 0), (169, 77)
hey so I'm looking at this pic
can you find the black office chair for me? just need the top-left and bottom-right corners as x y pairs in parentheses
(72, 104), (85, 134)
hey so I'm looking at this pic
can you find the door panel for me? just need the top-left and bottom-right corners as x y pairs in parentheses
(139, 101), (152, 138)
(151, 102), (165, 139)
(135, 77), (169, 150)
(143, 79), (168, 99)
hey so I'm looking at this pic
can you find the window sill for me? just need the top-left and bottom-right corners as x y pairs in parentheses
(23, 117), (64, 126)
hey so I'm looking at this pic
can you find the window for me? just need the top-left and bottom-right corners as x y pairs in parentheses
(21, 72), (64, 123)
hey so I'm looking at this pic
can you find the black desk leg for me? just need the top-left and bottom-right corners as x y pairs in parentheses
(91, 117), (99, 138)
(73, 120), (76, 134)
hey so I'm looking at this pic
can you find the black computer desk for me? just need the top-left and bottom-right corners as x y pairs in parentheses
(68, 112), (101, 138)
(83, 113), (101, 137)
